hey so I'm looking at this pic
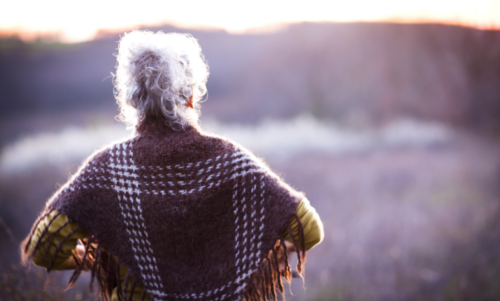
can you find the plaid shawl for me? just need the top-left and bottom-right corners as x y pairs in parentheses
(23, 119), (306, 301)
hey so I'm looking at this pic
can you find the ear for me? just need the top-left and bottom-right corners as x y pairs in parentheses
(187, 95), (194, 109)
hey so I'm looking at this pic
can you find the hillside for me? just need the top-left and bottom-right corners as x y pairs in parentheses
(1, 22), (499, 132)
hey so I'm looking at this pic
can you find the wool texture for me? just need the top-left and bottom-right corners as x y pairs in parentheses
(23, 118), (306, 301)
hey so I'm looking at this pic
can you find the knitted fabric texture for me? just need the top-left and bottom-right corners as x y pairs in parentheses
(23, 119), (306, 301)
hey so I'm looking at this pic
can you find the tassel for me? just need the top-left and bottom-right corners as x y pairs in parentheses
(140, 289), (147, 301)
(41, 220), (70, 262)
(280, 239), (292, 282)
(67, 237), (93, 288)
(72, 252), (81, 267)
(95, 247), (108, 300)
(128, 280), (137, 301)
(46, 226), (81, 272)
(116, 258), (123, 301)
(23, 211), (53, 254)
(287, 224), (302, 275)
(123, 269), (131, 301)
(259, 263), (269, 301)
(292, 213), (306, 263)
(106, 252), (114, 297)
(245, 290), (251, 301)
(266, 255), (277, 301)
(250, 277), (261, 301)
(272, 248), (284, 294)
(89, 241), (102, 293)
(29, 212), (62, 257)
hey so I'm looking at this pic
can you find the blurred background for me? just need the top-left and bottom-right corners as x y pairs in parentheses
(1, 1), (500, 300)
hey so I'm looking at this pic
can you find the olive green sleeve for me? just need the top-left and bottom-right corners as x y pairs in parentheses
(28, 201), (322, 300)
(284, 198), (324, 250)
(29, 210), (89, 270)
(29, 211), (150, 300)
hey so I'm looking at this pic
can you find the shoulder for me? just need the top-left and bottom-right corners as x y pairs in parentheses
(197, 128), (258, 158)
(82, 135), (138, 167)
(198, 130), (274, 171)
(199, 130), (294, 188)
(204, 132), (306, 202)
(48, 136), (135, 197)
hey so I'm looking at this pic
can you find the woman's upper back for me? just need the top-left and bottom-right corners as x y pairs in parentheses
(32, 120), (303, 300)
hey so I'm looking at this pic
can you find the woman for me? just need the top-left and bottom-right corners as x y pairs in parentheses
(22, 30), (324, 301)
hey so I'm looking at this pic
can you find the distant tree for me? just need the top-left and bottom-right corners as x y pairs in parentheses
(458, 28), (500, 134)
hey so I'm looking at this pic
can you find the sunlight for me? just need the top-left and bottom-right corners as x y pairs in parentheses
(2, 0), (500, 42)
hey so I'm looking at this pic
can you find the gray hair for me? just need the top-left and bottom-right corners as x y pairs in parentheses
(114, 30), (209, 130)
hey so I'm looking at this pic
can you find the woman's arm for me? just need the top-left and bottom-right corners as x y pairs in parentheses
(284, 198), (324, 251)
(27, 211), (149, 300)
(27, 210), (89, 270)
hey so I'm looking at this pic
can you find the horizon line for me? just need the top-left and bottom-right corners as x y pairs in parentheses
(1, 19), (499, 44)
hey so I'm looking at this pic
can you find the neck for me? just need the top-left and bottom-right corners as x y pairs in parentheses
(136, 117), (197, 136)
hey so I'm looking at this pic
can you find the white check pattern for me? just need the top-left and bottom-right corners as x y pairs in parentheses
(110, 141), (165, 295)
(64, 140), (270, 301)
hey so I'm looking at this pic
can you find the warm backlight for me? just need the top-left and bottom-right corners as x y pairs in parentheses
(2, 0), (500, 42)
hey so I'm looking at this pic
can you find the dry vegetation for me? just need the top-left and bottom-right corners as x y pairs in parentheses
(272, 134), (500, 300)
(1, 22), (500, 300)
(1, 129), (499, 300)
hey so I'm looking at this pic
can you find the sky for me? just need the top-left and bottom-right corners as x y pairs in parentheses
(2, 0), (500, 43)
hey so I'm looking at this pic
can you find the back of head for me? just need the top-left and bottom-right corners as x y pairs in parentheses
(114, 30), (209, 130)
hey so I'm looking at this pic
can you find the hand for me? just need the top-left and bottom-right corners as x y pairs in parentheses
(284, 240), (295, 252)
(75, 245), (95, 271)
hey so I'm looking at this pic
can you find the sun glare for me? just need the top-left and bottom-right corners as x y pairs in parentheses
(2, 0), (500, 42)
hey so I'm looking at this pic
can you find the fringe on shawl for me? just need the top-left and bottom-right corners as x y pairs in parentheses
(21, 212), (306, 301)
(244, 213), (307, 301)
(20, 214), (119, 301)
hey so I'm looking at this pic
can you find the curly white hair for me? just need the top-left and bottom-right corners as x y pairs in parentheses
(114, 30), (209, 130)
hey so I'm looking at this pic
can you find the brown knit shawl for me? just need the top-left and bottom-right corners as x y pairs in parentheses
(23, 119), (306, 301)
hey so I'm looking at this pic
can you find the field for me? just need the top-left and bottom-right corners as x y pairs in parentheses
(1, 116), (499, 300)
(1, 21), (500, 300)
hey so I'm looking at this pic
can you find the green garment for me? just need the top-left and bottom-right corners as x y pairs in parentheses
(28, 198), (323, 301)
